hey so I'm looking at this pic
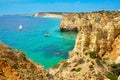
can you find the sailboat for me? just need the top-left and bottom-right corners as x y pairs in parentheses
(18, 25), (23, 31)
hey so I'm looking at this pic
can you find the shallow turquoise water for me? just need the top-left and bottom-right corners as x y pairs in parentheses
(0, 16), (76, 68)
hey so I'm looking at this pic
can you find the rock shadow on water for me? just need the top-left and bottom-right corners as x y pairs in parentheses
(30, 47), (41, 53)
(40, 44), (69, 59)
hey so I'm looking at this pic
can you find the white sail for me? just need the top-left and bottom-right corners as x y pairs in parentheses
(18, 25), (23, 31)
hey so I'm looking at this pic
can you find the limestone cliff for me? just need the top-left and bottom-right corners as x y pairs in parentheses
(0, 42), (53, 80)
(60, 11), (120, 62)
(51, 11), (120, 80)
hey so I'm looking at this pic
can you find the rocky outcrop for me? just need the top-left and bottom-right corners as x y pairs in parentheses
(0, 42), (53, 80)
(60, 11), (120, 62)
(60, 13), (80, 32)
(111, 35), (120, 63)
(60, 11), (120, 32)
(51, 11), (120, 80)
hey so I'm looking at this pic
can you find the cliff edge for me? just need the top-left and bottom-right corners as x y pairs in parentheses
(60, 11), (120, 62)
(51, 11), (120, 80)
(0, 42), (53, 80)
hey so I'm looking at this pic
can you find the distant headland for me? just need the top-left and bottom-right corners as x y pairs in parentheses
(33, 12), (63, 18)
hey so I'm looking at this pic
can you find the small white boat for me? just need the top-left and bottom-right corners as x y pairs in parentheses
(56, 52), (60, 54)
(44, 34), (50, 37)
(18, 25), (23, 31)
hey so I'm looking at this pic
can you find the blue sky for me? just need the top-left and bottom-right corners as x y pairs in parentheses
(0, 0), (120, 14)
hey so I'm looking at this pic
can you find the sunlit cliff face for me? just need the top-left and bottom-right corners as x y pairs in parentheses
(60, 11), (120, 64)
(52, 11), (120, 80)
(111, 34), (120, 63)
(0, 42), (53, 80)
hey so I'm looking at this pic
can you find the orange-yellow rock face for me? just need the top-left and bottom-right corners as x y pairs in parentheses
(0, 42), (53, 80)
(111, 35), (120, 63)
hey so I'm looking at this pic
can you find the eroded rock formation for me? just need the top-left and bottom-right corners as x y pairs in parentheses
(51, 11), (120, 80)
(0, 42), (53, 80)
(60, 11), (120, 63)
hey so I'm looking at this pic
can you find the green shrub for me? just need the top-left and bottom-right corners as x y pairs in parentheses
(61, 60), (66, 63)
(95, 58), (104, 67)
(71, 68), (82, 72)
(61, 61), (70, 68)
(89, 51), (96, 59)
(111, 63), (120, 76)
(52, 64), (60, 69)
(103, 58), (109, 62)
(75, 68), (81, 72)
(105, 73), (117, 80)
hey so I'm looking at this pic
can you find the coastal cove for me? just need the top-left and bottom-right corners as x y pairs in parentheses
(0, 15), (76, 69)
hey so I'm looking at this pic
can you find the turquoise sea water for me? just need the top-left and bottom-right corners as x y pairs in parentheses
(0, 16), (76, 68)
